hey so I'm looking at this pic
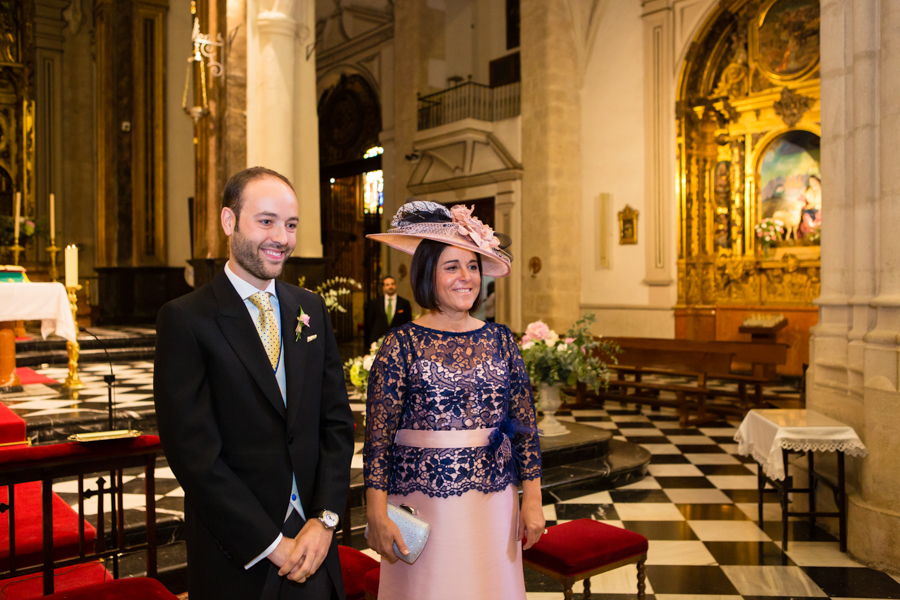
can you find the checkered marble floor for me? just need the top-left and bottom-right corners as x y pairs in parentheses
(11, 363), (900, 598)
(2, 361), (156, 421)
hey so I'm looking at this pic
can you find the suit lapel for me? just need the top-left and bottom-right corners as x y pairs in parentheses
(277, 280), (308, 430)
(213, 270), (286, 419)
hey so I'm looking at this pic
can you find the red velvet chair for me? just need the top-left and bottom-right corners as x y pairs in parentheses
(522, 519), (649, 600)
(0, 436), (168, 597)
(2, 571), (177, 600)
(363, 566), (379, 600)
(338, 546), (378, 600)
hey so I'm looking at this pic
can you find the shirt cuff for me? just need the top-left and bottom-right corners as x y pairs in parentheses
(244, 533), (283, 570)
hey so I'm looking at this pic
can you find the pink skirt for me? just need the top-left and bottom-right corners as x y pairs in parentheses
(378, 429), (526, 600)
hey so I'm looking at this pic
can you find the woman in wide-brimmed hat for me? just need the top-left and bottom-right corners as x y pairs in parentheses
(363, 200), (544, 600)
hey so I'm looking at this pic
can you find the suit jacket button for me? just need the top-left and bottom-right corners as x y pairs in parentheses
(288, 435), (294, 444)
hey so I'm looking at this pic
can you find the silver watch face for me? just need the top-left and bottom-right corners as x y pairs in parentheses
(319, 510), (339, 529)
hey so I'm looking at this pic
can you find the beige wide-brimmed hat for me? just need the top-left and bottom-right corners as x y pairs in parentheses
(367, 200), (512, 277)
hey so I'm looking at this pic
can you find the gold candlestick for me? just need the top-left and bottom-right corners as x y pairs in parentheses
(46, 243), (60, 282)
(10, 241), (23, 266)
(63, 284), (84, 390)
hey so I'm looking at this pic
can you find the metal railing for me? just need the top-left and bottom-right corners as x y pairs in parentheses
(417, 81), (521, 130)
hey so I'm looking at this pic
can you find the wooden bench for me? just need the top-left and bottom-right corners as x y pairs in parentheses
(595, 348), (735, 427)
(566, 337), (789, 426)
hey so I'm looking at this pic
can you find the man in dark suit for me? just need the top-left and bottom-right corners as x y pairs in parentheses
(364, 276), (412, 347)
(154, 167), (354, 600)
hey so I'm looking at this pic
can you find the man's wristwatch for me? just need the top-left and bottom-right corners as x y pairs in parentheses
(313, 509), (340, 530)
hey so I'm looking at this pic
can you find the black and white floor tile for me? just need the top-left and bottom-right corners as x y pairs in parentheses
(10, 362), (900, 599)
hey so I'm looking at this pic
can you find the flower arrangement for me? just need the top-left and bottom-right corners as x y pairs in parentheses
(315, 276), (363, 313)
(519, 313), (619, 395)
(0, 216), (43, 247)
(754, 218), (785, 250)
(344, 337), (385, 395)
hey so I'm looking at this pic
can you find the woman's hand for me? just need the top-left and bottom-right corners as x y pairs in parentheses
(365, 488), (410, 563)
(518, 479), (545, 550)
(366, 511), (410, 563)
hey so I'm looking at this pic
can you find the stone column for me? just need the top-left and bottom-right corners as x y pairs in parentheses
(519, 0), (582, 331)
(292, 0), (321, 257)
(809, 0), (853, 405)
(846, 0), (879, 397)
(846, 0), (900, 571)
(248, 2), (296, 180)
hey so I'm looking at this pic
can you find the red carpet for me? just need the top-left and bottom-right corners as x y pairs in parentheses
(14, 367), (58, 386)
(0, 404), (25, 446)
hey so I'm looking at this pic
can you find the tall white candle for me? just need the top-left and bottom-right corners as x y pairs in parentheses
(65, 244), (79, 287)
(49, 193), (56, 244)
(12, 191), (20, 241)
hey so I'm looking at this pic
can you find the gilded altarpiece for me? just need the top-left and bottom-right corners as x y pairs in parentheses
(0, 0), (36, 251)
(675, 0), (821, 375)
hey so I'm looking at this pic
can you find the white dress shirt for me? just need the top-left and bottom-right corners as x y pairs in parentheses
(223, 263), (306, 569)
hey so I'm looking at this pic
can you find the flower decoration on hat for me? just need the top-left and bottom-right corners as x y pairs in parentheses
(450, 205), (501, 252)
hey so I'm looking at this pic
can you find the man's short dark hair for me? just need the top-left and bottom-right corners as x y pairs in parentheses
(382, 276), (396, 284)
(410, 240), (483, 313)
(223, 166), (295, 224)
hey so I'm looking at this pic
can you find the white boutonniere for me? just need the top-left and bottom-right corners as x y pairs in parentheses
(295, 309), (311, 341)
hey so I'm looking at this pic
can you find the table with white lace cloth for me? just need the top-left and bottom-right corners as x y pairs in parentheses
(734, 409), (867, 480)
(0, 282), (78, 343)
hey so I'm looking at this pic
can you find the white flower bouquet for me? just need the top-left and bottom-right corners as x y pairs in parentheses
(344, 337), (384, 395)
(315, 276), (363, 313)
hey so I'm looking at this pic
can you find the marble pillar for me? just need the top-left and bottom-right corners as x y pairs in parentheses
(249, 6), (296, 179)
(247, 0), (321, 257)
(292, 0), (322, 257)
(519, 0), (582, 332)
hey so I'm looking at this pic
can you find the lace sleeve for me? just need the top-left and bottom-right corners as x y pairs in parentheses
(363, 330), (409, 492)
(499, 325), (542, 481)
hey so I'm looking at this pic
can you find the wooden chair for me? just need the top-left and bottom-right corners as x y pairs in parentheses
(523, 519), (649, 600)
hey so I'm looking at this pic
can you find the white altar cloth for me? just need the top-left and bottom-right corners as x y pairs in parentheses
(0, 282), (78, 343)
(734, 409), (867, 480)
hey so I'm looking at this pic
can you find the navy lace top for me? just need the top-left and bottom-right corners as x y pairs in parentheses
(363, 322), (542, 498)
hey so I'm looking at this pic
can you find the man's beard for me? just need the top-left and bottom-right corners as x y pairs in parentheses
(231, 227), (288, 282)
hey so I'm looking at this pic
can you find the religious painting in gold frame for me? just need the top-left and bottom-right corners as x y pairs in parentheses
(756, 129), (821, 243)
(618, 205), (638, 245)
(750, 0), (820, 82)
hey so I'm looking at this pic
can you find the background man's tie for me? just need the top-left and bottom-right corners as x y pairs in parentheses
(386, 297), (393, 324)
(248, 291), (280, 370)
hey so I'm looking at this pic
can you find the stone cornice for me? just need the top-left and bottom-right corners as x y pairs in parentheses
(316, 22), (393, 72)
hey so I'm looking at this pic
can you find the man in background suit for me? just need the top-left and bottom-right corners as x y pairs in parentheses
(364, 276), (412, 347)
(154, 167), (354, 599)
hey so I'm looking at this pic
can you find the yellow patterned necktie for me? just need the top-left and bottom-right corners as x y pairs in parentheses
(248, 291), (280, 371)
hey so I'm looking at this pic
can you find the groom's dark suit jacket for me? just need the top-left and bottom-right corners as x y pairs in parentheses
(154, 269), (354, 600)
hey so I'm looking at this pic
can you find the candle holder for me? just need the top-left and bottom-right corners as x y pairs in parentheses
(46, 243), (60, 282)
(63, 284), (84, 390)
(10, 241), (23, 266)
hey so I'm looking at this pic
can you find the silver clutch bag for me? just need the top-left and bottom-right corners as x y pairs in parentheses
(364, 502), (431, 564)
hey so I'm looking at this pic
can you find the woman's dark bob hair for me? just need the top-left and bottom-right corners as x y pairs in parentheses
(410, 239), (483, 313)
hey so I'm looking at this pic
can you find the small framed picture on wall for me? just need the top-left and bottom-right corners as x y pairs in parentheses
(618, 205), (638, 245)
